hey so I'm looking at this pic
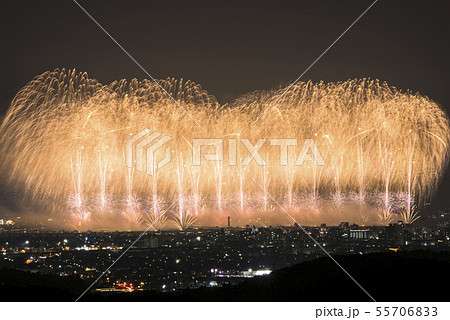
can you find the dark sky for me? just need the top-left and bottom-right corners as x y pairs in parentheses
(1, 0), (450, 208)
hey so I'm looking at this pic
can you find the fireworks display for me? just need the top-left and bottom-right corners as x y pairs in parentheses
(0, 69), (449, 230)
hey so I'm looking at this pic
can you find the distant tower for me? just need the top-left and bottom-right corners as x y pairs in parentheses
(227, 216), (231, 228)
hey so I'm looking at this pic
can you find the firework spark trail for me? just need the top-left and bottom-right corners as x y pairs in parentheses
(72, 0), (199, 126)
(0, 69), (449, 229)
(251, 0), (379, 125)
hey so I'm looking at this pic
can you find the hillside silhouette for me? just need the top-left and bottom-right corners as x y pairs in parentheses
(1, 250), (448, 301)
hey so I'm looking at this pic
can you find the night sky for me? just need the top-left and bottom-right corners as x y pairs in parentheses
(1, 0), (449, 210)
